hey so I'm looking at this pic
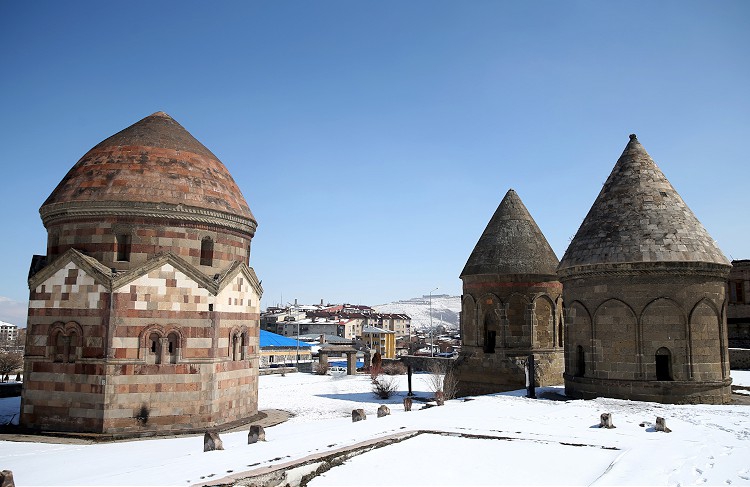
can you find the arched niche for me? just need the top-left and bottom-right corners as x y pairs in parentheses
(593, 299), (637, 380)
(478, 294), (501, 353)
(641, 298), (687, 380)
(689, 299), (724, 381)
(461, 295), (477, 347)
(565, 301), (591, 377)
(533, 295), (555, 349)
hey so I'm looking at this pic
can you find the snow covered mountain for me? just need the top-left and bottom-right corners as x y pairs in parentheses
(374, 295), (460, 331)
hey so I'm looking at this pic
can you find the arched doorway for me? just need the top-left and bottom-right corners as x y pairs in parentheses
(655, 347), (672, 381)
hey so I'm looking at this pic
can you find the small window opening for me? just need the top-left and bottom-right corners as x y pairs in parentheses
(575, 345), (585, 377)
(167, 332), (179, 364)
(231, 334), (239, 361)
(116, 234), (131, 262)
(148, 333), (161, 364)
(67, 332), (78, 363)
(483, 313), (496, 353)
(200, 237), (214, 266)
(240, 333), (246, 360)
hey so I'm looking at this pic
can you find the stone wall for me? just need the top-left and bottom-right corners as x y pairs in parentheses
(454, 275), (564, 396)
(729, 348), (750, 370)
(562, 265), (732, 404)
(46, 218), (252, 275)
(22, 256), (261, 435)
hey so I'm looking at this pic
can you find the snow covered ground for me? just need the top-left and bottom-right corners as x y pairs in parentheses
(0, 371), (749, 486)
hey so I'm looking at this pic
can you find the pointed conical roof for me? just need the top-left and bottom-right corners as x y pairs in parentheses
(558, 134), (729, 271)
(461, 189), (559, 278)
(42, 112), (255, 224)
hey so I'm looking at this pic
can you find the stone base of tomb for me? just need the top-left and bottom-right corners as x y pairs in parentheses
(564, 373), (733, 405)
(454, 347), (564, 397)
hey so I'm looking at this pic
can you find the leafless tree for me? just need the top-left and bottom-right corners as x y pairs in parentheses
(426, 360), (458, 401)
(0, 352), (23, 382)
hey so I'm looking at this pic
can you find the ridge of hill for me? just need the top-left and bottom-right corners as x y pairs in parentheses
(374, 295), (460, 331)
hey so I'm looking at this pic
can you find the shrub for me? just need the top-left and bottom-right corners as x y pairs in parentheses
(372, 375), (399, 399)
(313, 362), (329, 375)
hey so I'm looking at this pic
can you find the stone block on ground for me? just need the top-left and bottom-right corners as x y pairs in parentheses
(655, 417), (671, 433)
(1, 470), (15, 487)
(248, 425), (266, 444)
(377, 405), (390, 418)
(599, 413), (615, 429)
(403, 396), (413, 411)
(435, 391), (445, 406)
(352, 409), (366, 422)
(204, 431), (224, 451)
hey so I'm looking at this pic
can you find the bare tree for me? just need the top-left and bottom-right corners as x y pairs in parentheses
(0, 352), (23, 382)
(426, 360), (458, 401)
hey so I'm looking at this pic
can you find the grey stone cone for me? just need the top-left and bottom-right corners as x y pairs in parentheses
(558, 134), (730, 272)
(461, 189), (559, 278)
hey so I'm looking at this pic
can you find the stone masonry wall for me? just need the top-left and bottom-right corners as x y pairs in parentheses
(562, 268), (731, 404)
(46, 218), (251, 274)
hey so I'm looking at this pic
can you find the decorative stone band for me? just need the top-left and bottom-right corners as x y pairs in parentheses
(40, 200), (257, 236)
(464, 281), (562, 291)
(557, 261), (731, 281)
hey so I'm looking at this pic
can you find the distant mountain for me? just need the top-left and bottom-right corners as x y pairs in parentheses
(374, 295), (460, 331)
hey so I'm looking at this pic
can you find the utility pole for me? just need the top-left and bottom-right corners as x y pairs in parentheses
(429, 287), (438, 357)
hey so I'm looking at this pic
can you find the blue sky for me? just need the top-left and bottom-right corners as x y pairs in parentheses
(0, 1), (748, 326)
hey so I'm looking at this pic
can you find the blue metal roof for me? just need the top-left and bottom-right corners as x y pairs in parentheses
(259, 330), (312, 349)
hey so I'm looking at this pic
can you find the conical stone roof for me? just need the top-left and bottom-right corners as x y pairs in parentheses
(42, 112), (255, 227)
(461, 189), (559, 278)
(558, 134), (729, 272)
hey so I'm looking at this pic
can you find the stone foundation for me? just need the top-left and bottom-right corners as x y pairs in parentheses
(564, 373), (732, 405)
(455, 347), (564, 397)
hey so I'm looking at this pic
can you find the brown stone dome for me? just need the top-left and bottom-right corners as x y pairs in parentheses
(41, 112), (255, 233)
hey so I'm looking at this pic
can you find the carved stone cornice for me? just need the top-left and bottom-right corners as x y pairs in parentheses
(557, 261), (731, 281)
(40, 200), (257, 236)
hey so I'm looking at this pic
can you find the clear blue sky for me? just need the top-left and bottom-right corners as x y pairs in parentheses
(0, 1), (748, 326)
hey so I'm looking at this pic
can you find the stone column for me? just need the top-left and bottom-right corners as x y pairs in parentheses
(347, 352), (357, 375)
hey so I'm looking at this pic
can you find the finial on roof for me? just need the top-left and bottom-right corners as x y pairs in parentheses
(151, 111), (170, 118)
(629, 133), (637, 140)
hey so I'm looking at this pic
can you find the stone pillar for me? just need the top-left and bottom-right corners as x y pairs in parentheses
(347, 352), (357, 375)
(159, 338), (169, 365)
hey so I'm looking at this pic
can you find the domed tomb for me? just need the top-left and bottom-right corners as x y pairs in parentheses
(22, 112), (263, 435)
(456, 189), (564, 396)
(558, 134), (731, 404)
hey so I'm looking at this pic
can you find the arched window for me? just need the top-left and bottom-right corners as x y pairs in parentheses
(54, 331), (66, 363)
(167, 332), (179, 364)
(200, 237), (214, 266)
(231, 333), (239, 361)
(240, 332), (246, 360)
(148, 332), (162, 364)
(575, 345), (585, 377)
(67, 331), (78, 363)
(655, 347), (672, 381)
